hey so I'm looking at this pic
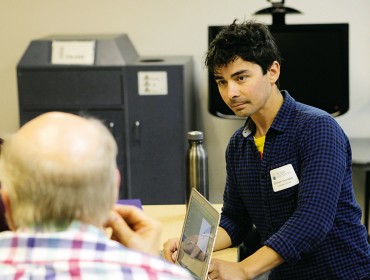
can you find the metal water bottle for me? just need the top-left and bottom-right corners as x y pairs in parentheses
(186, 131), (209, 204)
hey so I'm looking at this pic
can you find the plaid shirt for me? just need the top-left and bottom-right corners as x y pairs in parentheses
(220, 91), (370, 279)
(0, 221), (192, 280)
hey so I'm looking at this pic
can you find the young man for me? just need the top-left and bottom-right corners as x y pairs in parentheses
(164, 20), (370, 279)
(0, 112), (192, 279)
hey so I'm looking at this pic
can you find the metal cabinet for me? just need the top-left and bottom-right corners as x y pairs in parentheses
(17, 34), (193, 204)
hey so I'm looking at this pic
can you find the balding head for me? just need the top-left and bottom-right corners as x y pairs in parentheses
(15, 112), (103, 169)
(0, 112), (119, 229)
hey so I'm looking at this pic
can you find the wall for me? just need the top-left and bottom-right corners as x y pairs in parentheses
(0, 0), (369, 204)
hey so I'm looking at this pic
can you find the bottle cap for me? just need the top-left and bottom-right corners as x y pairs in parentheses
(188, 131), (204, 141)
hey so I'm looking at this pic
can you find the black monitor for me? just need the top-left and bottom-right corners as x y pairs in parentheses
(208, 23), (349, 118)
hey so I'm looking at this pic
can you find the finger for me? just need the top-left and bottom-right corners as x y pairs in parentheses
(113, 205), (147, 228)
(208, 259), (220, 280)
(106, 206), (162, 257)
(172, 250), (178, 262)
(107, 210), (134, 246)
(162, 241), (177, 262)
(162, 247), (173, 261)
(114, 204), (162, 237)
(208, 271), (217, 280)
(208, 259), (215, 273)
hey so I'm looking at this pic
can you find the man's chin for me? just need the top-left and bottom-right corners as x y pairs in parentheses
(228, 105), (251, 118)
(232, 109), (250, 118)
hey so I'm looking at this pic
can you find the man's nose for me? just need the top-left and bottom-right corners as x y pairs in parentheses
(227, 82), (240, 99)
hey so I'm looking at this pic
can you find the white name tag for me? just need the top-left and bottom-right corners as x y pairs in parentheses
(270, 164), (299, 192)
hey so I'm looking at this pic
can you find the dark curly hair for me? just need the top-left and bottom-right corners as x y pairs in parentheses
(205, 20), (281, 75)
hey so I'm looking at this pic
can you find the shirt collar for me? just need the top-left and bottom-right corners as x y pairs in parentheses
(269, 90), (296, 133)
(17, 220), (105, 236)
(242, 90), (296, 138)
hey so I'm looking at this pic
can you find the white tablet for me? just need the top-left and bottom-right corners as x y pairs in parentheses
(175, 188), (220, 280)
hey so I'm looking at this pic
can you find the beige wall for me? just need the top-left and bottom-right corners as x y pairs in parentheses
(1, 0), (370, 203)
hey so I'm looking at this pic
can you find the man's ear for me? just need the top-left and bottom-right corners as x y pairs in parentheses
(1, 190), (16, 230)
(268, 61), (280, 84)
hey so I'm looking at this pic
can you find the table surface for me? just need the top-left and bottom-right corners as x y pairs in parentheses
(142, 204), (237, 262)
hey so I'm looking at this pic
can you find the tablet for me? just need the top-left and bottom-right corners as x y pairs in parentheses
(175, 188), (220, 280)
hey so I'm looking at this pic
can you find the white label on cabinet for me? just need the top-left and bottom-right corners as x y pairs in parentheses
(51, 41), (95, 65)
(138, 71), (168, 95)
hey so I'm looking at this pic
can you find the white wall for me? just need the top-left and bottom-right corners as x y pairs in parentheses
(1, 0), (369, 203)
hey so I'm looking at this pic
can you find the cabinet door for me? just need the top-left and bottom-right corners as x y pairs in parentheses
(125, 66), (187, 204)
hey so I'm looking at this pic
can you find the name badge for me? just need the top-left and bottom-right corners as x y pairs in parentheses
(270, 164), (299, 192)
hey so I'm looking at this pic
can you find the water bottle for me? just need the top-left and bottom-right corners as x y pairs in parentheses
(186, 131), (209, 204)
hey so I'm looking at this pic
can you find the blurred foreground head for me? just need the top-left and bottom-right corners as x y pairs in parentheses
(0, 112), (119, 230)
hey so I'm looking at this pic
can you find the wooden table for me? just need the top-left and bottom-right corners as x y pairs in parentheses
(142, 204), (237, 262)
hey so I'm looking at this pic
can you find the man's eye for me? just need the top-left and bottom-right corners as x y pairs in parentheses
(216, 80), (226, 86)
(238, 76), (247, 81)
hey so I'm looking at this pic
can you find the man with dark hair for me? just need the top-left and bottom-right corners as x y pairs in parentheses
(164, 20), (370, 279)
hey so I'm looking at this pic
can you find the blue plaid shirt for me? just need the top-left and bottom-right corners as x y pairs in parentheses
(220, 91), (370, 279)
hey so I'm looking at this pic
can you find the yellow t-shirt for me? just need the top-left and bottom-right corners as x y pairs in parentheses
(254, 135), (266, 159)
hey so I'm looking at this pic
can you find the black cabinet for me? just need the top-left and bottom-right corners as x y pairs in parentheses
(17, 34), (193, 204)
(123, 58), (193, 204)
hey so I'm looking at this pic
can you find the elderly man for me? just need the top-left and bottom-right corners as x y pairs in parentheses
(0, 112), (192, 279)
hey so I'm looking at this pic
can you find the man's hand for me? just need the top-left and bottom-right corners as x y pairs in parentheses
(162, 237), (180, 263)
(208, 246), (283, 280)
(208, 259), (250, 280)
(105, 204), (162, 256)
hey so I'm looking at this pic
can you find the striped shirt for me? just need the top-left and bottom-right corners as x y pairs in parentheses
(0, 221), (192, 280)
(220, 91), (370, 279)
